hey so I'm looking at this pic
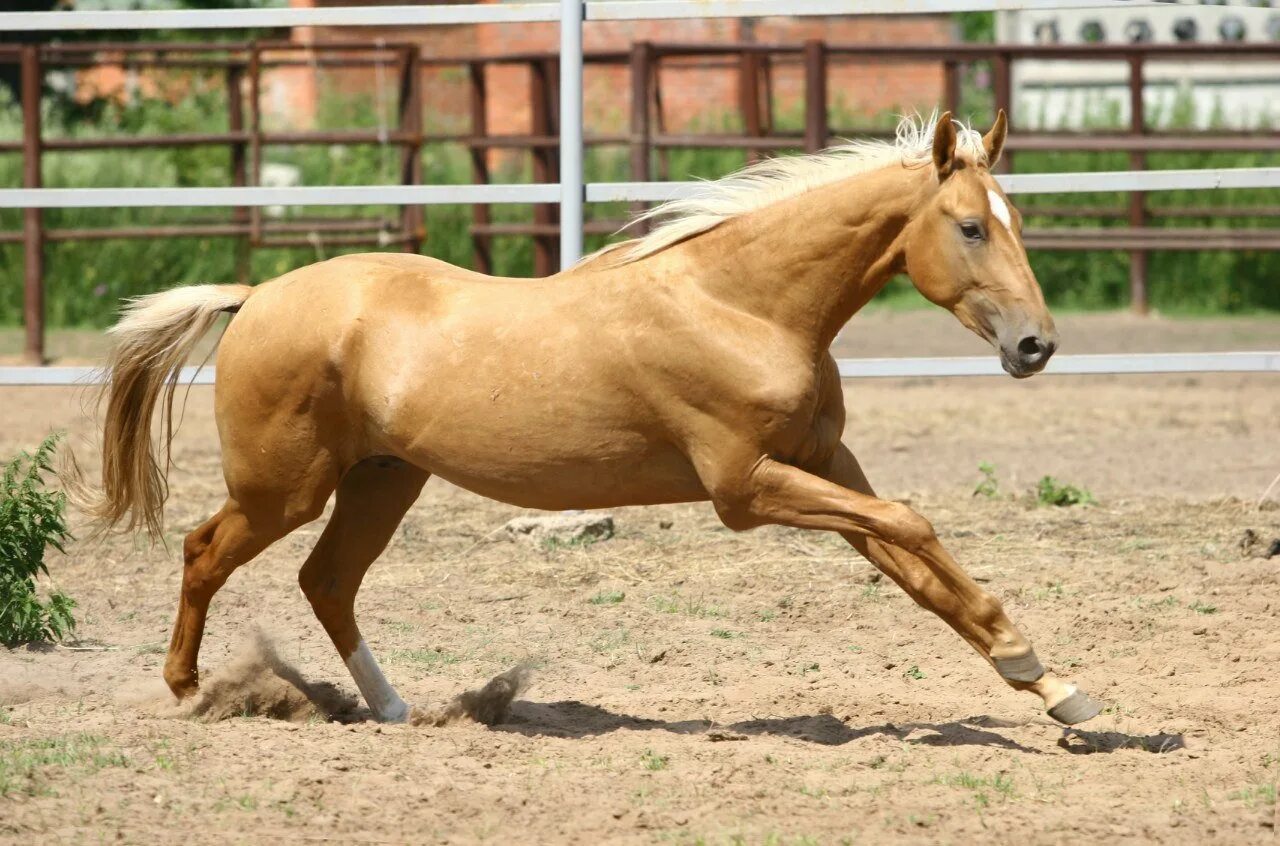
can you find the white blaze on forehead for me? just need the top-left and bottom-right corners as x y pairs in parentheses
(987, 189), (1013, 232)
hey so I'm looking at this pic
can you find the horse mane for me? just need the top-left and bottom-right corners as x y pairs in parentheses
(593, 112), (987, 267)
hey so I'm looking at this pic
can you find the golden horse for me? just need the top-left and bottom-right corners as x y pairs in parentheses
(80, 112), (1101, 726)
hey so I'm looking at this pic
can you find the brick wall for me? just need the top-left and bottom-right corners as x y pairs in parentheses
(280, 1), (956, 135)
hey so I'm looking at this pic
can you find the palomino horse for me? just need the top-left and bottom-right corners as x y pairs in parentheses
(82, 111), (1102, 726)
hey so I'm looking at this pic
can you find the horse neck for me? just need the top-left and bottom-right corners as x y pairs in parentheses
(676, 165), (931, 355)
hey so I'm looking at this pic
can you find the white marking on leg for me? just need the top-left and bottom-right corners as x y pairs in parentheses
(345, 639), (409, 723)
(986, 188), (1012, 232)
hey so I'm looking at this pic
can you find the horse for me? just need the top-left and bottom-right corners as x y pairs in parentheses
(79, 111), (1102, 727)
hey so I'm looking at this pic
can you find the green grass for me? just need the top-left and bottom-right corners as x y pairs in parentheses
(1, 85), (1278, 327)
(0, 734), (129, 797)
(1189, 600), (1219, 615)
(934, 771), (1016, 809)
(640, 749), (670, 771)
(1228, 782), (1277, 809)
(650, 594), (725, 619)
(386, 647), (461, 670)
(587, 590), (626, 606)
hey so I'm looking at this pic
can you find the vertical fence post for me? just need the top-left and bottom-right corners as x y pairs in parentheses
(398, 45), (424, 254)
(992, 50), (1013, 173)
(226, 61), (249, 283)
(248, 42), (263, 248)
(1128, 52), (1148, 315)
(803, 40), (827, 154)
(467, 61), (491, 274)
(943, 60), (961, 118)
(739, 47), (762, 163)
(21, 44), (44, 365)
(558, 0), (584, 270)
(629, 41), (652, 233)
(531, 58), (559, 275)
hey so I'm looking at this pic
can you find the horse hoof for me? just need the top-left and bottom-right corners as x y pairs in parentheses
(1047, 689), (1104, 725)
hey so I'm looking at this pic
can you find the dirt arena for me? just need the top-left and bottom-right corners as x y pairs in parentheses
(2, 311), (1278, 844)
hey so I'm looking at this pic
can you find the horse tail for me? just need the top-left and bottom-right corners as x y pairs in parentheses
(70, 284), (253, 541)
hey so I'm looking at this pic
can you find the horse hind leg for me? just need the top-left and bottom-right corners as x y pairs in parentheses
(164, 498), (305, 698)
(297, 457), (430, 723)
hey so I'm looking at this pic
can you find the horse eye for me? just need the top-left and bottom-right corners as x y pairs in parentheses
(959, 221), (984, 241)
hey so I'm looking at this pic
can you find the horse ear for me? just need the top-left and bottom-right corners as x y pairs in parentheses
(932, 110), (958, 179)
(983, 109), (1008, 167)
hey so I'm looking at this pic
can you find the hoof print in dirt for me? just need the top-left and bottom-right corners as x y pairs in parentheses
(503, 514), (615, 547)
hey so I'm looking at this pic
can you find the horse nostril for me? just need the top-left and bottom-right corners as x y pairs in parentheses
(1017, 336), (1046, 359)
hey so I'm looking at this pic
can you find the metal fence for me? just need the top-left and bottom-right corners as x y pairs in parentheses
(1, 0), (1277, 383)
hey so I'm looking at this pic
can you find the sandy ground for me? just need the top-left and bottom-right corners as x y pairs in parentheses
(1, 312), (1279, 844)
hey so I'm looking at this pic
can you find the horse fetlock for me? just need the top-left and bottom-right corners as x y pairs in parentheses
(163, 661), (199, 700)
(992, 648), (1045, 683)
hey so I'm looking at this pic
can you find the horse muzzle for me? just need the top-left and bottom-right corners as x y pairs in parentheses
(999, 332), (1057, 378)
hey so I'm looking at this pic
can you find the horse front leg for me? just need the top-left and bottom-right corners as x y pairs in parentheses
(701, 444), (1102, 726)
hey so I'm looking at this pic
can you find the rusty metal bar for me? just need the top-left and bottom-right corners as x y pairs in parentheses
(629, 41), (653, 232)
(530, 58), (559, 276)
(993, 51), (1013, 174)
(399, 46), (424, 254)
(21, 44), (44, 365)
(803, 40), (827, 154)
(226, 63), (249, 283)
(468, 61), (492, 274)
(943, 60), (961, 116)
(248, 42), (263, 248)
(739, 48), (763, 163)
(1128, 52), (1148, 315)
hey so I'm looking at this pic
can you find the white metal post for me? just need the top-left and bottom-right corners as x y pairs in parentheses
(559, 0), (585, 269)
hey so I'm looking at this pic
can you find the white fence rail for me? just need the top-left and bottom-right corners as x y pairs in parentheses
(0, 1), (1176, 31)
(1, 1), (1276, 384)
(5, 167), (1277, 210)
(3, 353), (1276, 388)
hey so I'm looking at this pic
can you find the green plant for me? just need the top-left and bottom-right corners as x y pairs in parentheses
(640, 749), (669, 771)
(1189, 600), (1218, 615)
(973, 462), (1000, 499)
(1035, 476), (1095, 507)
(0, 434), (76, 646)
(903, 665), (926, 680)
(588, 590), (625, 605)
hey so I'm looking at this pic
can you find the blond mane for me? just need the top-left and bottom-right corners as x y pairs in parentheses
(598, 113), (987, 266)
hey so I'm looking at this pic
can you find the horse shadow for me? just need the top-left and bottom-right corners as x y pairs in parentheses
(495, 700), (1184, 756)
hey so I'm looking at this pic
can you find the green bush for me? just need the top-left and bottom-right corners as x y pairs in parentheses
(0, 434), (76, 646)
(1035, 476), (1096, 508)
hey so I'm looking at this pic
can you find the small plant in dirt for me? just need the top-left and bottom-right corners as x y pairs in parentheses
(1188, 600), (1219, 615)
(650, 594), (724, 619)
(588, 590), (625, 606)
(0, 734), (128, 797)
(0, 434), (76, 646)
(1035, 476), (1096, 507)
(973, 462), (1000, 499)
(903, 665), (926, 681)
(709, 628), (742, 639)
(1228, 782), (1277, 809)
(640, 749), (669, 771)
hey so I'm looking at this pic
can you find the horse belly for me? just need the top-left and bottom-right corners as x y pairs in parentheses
(382, 393), (707, 510)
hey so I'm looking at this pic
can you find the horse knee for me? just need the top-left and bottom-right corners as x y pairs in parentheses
(881, 503), (936, 552)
